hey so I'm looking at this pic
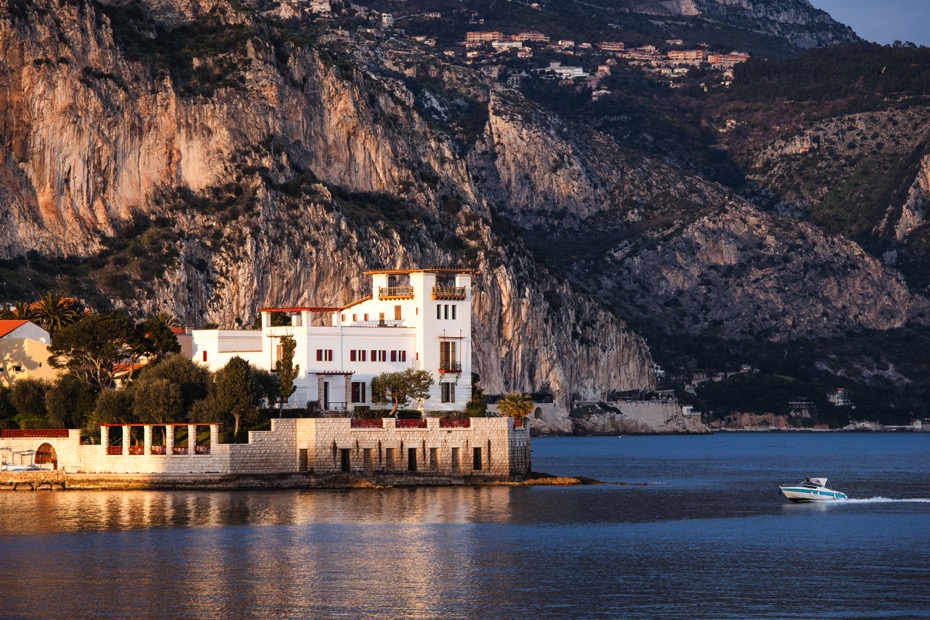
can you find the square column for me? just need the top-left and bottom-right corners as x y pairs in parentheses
(144, 426), (152, 455)
(122, 426), (130, 453)
(188, 425), (196, 455)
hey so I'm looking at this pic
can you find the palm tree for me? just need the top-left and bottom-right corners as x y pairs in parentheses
(497, 392), (534, 420)
(154, 312), (181, 328)
(34, 291), (80, 334)
(10, 301), (38, 322)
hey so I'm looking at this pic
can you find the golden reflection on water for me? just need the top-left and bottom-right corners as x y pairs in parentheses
(0, 486), (517, 534)
(0, 488), (522, 618)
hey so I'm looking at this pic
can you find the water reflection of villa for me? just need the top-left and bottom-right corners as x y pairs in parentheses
(0, 417), (531, 486)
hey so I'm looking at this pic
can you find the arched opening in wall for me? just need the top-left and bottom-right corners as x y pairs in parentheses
(534, 407), (543, 420)
(34, 443), (58, 470)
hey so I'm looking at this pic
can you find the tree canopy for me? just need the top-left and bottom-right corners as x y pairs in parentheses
(49, 313), (136, 389)
(371, 369), (434, 416)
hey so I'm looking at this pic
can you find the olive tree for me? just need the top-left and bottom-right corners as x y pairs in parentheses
(371, 369), (434, 416)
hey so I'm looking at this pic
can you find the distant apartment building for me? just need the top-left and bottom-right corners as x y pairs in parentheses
(513, 31), (549, 43)
(707, 52), (750, 69)
(191, 269), (475, 415)
(542, 62), (588, 79)
(492, 40), (523, 51)
(466, 31), (503, 47)
(597, 41), (625, 52)
(668, 49), (705, 63)
(665, 38), (684, 46)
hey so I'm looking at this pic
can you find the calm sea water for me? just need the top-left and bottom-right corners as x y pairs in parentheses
(1, 433), (929, 619)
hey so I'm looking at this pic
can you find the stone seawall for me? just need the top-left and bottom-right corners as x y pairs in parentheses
(0, 471), (525, 490)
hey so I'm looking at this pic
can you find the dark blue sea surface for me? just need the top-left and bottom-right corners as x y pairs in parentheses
(1, 433), (929, 619)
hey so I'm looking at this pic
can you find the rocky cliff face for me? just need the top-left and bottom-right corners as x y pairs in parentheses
(0, 0), (654, 407)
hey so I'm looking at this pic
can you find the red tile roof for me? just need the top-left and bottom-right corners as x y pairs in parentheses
(0, 320), (29, 338)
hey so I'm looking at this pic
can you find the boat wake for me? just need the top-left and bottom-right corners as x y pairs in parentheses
(845, 497), (930, 504)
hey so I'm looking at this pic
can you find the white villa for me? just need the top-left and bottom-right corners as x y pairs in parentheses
(191, 269), (475, 414)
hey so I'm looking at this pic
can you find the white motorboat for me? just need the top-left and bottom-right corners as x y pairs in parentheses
(779, 477), (847, 502)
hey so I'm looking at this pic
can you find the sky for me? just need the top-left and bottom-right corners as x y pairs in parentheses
(807, 0), (930, 46)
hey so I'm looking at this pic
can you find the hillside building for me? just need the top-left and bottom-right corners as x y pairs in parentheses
(0, 320), (60, 388)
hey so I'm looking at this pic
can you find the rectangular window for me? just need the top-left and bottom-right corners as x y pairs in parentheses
(391, 350), (397, 362)
(473, 448), (482, 471)
(364, 313), (369, 321)
(437, 305), (442, 319)
(371, 349), (377, 361)
(394, 305), (402, 320)
(444, 304), (449, 320)
(441, 383), (455, 403)
(352, 314), (357, 321)
(401, 351), (407, 362)
(351, 382), (367, 403)
(408, 448), (418, 472)
(202, 351), (208, 362)
(316, 349), (322, 361)
(452, 305), (456, 320)
(361, 350), (367, 362)
(440, 341), (457, 371)
(341, 314), (346, 322)
(316, 349), (333, 361)
(350, 350), (356, 362)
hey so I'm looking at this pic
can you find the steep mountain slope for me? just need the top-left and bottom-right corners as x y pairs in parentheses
(0, 0), (655, 407)
(0, 0), (926, 423)
(628, 0), (858, 49)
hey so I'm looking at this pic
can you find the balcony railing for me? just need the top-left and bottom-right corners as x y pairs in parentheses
(128, 445), (144, 455)
(432, 286), (466, 300)
(194, 445), (211, 455)
(351, 418), (384, 429)
(172, 445), (188, 455)
(395, 419), (428, 429)
(106, 446), (122, 456)
(438, 362), (462, 374)
(439, 418), (470, 429)
(150, 445), (167, 455)
(379, 286), (414, 300)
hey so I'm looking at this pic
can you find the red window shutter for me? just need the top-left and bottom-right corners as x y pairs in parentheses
(381, 350), (386, 361)
(202, 351), (207, 362)
(401, 351), (407, 362)
(316, 349), (323, 361)
(350, 350), (356, 362)
(361, 350), (367, 362)
(371, 349), (376, 361)
(391, 351), (397, 362)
